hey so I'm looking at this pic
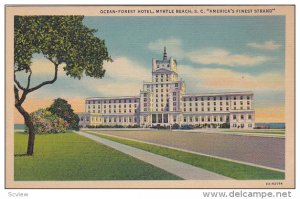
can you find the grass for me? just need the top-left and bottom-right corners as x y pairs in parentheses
(14, 132), (181, 181)
(89, 132), (285, 180)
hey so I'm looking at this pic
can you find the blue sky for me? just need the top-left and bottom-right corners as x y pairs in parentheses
(17, 16), (286, 122)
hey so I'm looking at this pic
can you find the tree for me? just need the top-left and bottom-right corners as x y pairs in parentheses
(48, 98), (80, 130)
(14, 16), (112, 155)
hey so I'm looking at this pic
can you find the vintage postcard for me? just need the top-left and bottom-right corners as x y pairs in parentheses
(5, 5), (295, 188)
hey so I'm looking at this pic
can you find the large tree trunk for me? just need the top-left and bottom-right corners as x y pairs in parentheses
(15, 104), (35, 156)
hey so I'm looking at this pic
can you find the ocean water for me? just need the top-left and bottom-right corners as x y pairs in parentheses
(255, 123), (285, 129)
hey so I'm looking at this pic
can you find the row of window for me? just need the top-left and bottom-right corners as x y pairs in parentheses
(183, 116), (229, 123)
(183, 101), (251, 106)
(183, 95), (251, 101)
(88, 109), (138, 114)
(232, 123), (253, 128)
(87, 99), (139, 104)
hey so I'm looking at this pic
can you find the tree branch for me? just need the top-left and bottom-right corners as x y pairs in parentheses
(27, 63), (59, 93)
(14, 72), (26, 91)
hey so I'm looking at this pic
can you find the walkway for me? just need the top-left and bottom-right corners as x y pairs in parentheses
(76, 131), (231, 180)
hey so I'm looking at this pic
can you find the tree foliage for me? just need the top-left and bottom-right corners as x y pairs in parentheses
(48, 98), (80, 130)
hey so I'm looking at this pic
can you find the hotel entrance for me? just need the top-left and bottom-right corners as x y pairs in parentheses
(152, 113), (168, 125)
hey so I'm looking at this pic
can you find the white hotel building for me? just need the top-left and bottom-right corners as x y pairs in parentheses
(78, 48), (255, 129)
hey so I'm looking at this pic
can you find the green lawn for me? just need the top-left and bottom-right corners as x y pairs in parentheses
(89, 132), (285, 180)
(14, 132), (181, 180)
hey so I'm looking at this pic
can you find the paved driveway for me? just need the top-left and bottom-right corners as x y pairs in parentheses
(85, 130), (285, 170)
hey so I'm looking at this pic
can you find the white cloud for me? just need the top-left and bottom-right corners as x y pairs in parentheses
(91, 57), (150, 96)
(148, 37), (184, 59)
(186, 48), (271, 66)
(148, 38), (272, 67)
(103, 57), (150, 81)
(179, 65), (284, 92)
(247, 40), (282, 50)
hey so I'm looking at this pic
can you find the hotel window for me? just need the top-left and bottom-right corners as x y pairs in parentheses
(134, 104), (137, 108)
(241, 115), (244, 120)
(207, 108), (210, 111)
(144, 98), (147, 102)
(129, 118), (132, 122)
(104, 110), (106, 113)
(241, 107), (243, 110)
(195, 117), (199, 122)
(220, 97), (223, 100)
(234, 96), (236, 100)
(247, 101), (250, 105)
(207, 102), (210, 106)
(161, 78), (163, 82)
(173, 102), (176, 106)
(214, 97), (216, 101)
(184, 103), (186, 107)
(226, 102), (229, 106)
(201, 102), (204, 106)
(93, 110), (95, 113)
(156, 79), (158, 82)
(220, 102), (223, 105)
(189, 117), (193, 122)
(161, 89), (163, 92)
(175, 83), (178, 87)
(129, 109), (132, 113)
(98, 105), (100, 108)
(226, 96), (229, 100)
(240, 101), (243, 105)
(173, 107), (176, 111)
(190, 108), (192, 111)
(208, 117), (211, 122)
(173, 97), (176, 101)
(119, 109), (121, 113)
(161, 84), (163, 87)
(201, 108), (204, 111)
(109, 110), (111, 113)
(98, 110), (100, 113)
(247, 96), (250, 100)
(156, 99), (158, 102)
(109, 118), (111, 122)
(124, 109), (126, 113)
(184, 117), (187, 122)
(214, 102), (216, 106)
(195, 98), (198, 101)
(214, 117), (217, 122)
(220, 107), (223, 111)
(233, 115), (236, 120)
(124, 118), (127, 122)
(124, 104), (127, 108)
(119, 105), (121, 108)
(189, 103), (192, 106)
(114, 110), (116, 113)
(195, 102), (198, 106)
(214, 107), (216, 111)
(119, 118), (122, 122)
(196, 108), (198, 111)
(93, 105), (95, 109)
(233, 102), (236, 105)
(202, 117), (204, 122)
(247, 107), (250, 110)
(156, 94), (158, 97)
(173, 92), (176, 96)
(220, 117), (223, 122)
(173, 117), (176, 122)
(114, 118), (116, 122)
(184, 108), (186, 112)
(248, 115), (252, 119)
(234, 107), (236, 110)
(208, 97), (210, 101)
(201, 97), (204, 101)
(144, 108), (147, 111)
(248, 124), (252, 127)
(240, 96), (243, 100)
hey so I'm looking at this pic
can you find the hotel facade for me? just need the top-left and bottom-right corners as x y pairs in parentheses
(78, 48), (255, 129)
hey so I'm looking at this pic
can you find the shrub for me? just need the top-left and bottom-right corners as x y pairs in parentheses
(29, 109), (69, 134)
(48, 98), (80, 130)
